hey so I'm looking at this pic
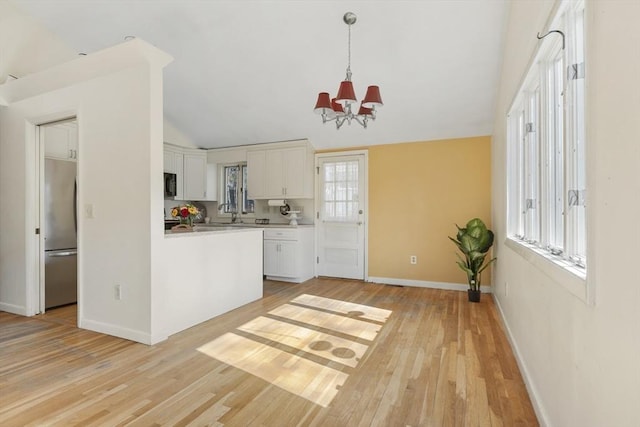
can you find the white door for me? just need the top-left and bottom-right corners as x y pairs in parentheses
(316, 154), (366, 280)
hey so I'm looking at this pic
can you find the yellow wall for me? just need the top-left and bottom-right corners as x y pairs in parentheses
(367, 136), (492, 285)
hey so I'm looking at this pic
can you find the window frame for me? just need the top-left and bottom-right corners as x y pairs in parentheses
(506, 0), (587, 288)
(219, 162), (255, 218)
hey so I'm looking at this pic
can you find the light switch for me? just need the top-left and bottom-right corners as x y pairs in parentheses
(84, 203), (94, 219)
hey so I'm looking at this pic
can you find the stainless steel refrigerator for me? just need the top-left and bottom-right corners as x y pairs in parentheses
(44, 158), (77, 309)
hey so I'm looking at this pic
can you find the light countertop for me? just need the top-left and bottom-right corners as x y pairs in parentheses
(164, 223), (313, 238)
(193, 223), (314, 229)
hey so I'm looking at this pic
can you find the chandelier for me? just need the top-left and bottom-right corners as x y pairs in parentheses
(313, 12), (383, 129)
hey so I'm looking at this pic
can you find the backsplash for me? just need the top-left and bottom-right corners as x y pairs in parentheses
(164, 199), (314, 225)
(211, 198), (314, 225)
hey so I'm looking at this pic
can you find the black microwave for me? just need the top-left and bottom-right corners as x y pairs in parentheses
(164, 172), (177, 197)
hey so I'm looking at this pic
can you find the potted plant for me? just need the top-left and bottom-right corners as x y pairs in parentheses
(449, 218), (496, 302)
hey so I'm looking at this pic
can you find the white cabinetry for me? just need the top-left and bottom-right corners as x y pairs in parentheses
(163, 146), (184, 199)
(164, 144), (209, 200)
(44, 122), (78, 161)
(205, 163), (217, 201)
(247, 140), (314, 199)
(183, 150), (207, 200)
(163, 149), (176, 173)
(263, 227), (314, 283)
(246, 150), (266, 198)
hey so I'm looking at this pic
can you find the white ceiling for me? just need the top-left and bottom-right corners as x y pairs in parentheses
(13, 0), (508, 150)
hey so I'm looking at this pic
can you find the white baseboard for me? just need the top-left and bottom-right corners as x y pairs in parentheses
(367, 276), (492, 293)
(493, 296), (550, 427)
(0, 302), (28, 316)
(80, 318), (164, 345)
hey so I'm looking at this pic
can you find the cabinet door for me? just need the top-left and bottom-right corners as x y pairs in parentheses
(174, 152), (184, 200)
(247, 150), (266, 199)
(264, 240), (298, 278)
(282, 147), (307, 197)
(205, 163), (217, 201)
(278, 241), (298, 277)
(263, 240), (280, 276)
(265, 150), (285, 197)
(183, 153), (207, 200)
(44, 126), (74, 161)
(163, 149), (175, 173)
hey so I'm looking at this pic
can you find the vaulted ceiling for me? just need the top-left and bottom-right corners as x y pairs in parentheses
(12, 0), (508, 149)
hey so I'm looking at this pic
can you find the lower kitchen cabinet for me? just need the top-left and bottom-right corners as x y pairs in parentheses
(263, 227), (314, 283)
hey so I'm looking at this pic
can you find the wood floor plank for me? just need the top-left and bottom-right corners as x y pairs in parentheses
(0, 279), (538, 426)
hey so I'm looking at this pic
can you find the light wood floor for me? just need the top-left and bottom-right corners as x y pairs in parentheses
(0, 278), (538, 426)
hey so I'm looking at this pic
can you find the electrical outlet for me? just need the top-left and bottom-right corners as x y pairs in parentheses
(410, 255), (417, 264)
(115, 284), (122, 300)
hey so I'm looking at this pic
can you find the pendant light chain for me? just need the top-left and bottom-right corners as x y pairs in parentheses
(346, 21), (352, 81)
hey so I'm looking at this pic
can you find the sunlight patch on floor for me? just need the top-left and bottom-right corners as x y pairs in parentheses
(237, 316), (369, 367)
(197, 294), (391, 407)
(269, 304), (382, 341)
(291, 294), (392, 323)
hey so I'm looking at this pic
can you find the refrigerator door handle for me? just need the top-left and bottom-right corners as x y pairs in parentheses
(73, 178), (78, 233)
(48, 250), (77, 257)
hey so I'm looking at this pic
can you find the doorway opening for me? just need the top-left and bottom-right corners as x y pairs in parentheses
(37, 118), (78, 321)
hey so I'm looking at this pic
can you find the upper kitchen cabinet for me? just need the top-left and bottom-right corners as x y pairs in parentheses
(43, 120), (78, 161)
(164, 144), (208, 200)
(183, 150), (207, 200)
(247, 140), (314, 199)
(163, 147), (177, 173)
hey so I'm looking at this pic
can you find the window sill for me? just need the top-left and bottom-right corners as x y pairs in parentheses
(504, 237), (590, 304)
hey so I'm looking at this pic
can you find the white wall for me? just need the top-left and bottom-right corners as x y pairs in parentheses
(0, 39), (172, 345)
(155, 229), (263, 340)
(0, 1), (76, 85)
(492, 1), (640, 426)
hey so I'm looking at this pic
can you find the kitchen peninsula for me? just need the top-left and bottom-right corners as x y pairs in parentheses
(158, 226), (263, 339)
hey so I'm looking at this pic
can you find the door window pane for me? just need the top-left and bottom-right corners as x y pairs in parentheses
(323, 160), (359, 221)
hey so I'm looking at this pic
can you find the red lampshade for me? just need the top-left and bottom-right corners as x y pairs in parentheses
(331, 98), (346, 116)
(357, 103), (373, 117)
(336, 80), (357, 105)
(314, 92), (332, 114)
(362, 85), (383, 108)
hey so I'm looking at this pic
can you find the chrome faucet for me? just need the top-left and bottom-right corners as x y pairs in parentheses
(218, 202), (240, 223)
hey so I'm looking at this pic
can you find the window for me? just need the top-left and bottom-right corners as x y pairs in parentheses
(507, 0), (586, 273)
(322, 160), (360, 222)
(221, 164), (254, 215)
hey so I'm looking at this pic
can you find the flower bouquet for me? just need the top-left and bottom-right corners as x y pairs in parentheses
(171, 203), (199, 230)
